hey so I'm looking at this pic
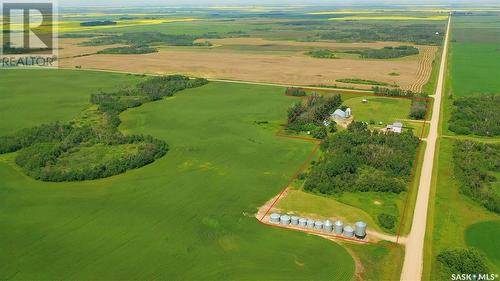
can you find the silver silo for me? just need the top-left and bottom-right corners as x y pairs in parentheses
(343, 225), (354, 238)
(280, 215), (291, 225)
(355, 221), (367, 238)
(291, 216), (300, 225)
(334, 220), (344, 234)
(270, 213), (281, 223)
(323, 220), (333, 232)
(306, 219), (315, 229)
(314, 221), (323, 230)
(298, 218), (307, 227)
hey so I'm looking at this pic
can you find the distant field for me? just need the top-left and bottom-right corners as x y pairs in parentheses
(59, 45), (429, 90)
(0, 69), (356, 280)
(328, 15), (448, 21)
(448, 15), (500, 97)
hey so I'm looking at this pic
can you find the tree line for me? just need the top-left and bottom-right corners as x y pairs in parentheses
(346, 46), (419, 59)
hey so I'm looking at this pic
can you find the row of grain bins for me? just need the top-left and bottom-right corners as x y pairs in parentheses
(269, 213), (367, 239)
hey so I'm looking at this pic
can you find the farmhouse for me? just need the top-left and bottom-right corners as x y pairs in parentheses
(386, 122), (404, 133)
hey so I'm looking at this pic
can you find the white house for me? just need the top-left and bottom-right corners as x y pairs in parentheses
(386, 122), (404, 133)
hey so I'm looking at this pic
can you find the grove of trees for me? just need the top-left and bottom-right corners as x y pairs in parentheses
(452, 141), (500, 213)
(304, 122), (420, 194)
(286, 93), (342, 138)
(437, 248), (489, 275)
(448, 94), (500, 136)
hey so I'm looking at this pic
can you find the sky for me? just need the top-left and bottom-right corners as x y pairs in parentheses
(58, 0), (499, 7)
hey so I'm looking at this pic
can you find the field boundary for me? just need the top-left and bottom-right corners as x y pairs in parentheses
(257, 87), (432, 246)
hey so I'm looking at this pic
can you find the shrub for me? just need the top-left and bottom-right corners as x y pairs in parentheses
(437, 248), (489, 274)
(285, 87), (307, 96)
(377, 213), (396, 229)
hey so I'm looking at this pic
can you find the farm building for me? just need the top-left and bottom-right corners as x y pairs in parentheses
(332, 108), (352, 120)
(386, 122), (403, 133)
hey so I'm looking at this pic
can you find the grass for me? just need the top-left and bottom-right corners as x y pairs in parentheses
(276, 189), (383, 233)
(55, 144), (140, 171)
(0, 69), (356, 280)
(343, 96), (411, 125)
(344, 241), (405, 281)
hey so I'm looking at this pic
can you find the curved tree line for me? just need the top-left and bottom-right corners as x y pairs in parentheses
(0, 75), (208, 182)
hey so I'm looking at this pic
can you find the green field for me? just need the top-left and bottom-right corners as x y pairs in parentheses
(0, 69), (356, 280)
(0, 70), (142, 135)
(424, 14), (500, 280)
(465, 221), (500, 272)
(424, 139), (499, 280)
(448, 16), (500, 97)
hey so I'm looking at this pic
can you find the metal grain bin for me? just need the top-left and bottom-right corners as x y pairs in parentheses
(291, 216), (300, 225)
(306, 219), (315, 229)
(280, 215), (291, 225)
(314, 221), (323, 230)
(334, 220), (344, 234)
(323, 220), (333, 232)
(355, 221), (367, 238)
(298, 218), (307, 227)
(270, 213), (281, 223)
(343, 225), (354, 238)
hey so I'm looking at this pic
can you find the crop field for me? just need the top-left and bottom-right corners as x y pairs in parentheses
(55, 10), (445, 91)
(59, 47), (427, 90)
(0, 69), (142, 135)
(423, 14), (500, 281)
(448, 15), (500, 97)
(0, 69), (358, 280)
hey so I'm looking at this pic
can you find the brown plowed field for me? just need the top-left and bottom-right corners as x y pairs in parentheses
(59, 38), (436, 89)
(406, 46), (437, 92)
